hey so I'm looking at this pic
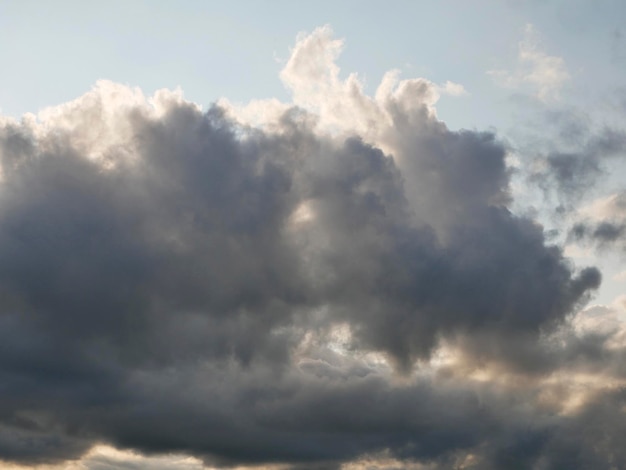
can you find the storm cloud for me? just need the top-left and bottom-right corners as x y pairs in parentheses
(0, 27), (622, 470)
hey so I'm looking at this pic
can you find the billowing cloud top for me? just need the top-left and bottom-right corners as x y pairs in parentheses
(0, 26), (624, 470)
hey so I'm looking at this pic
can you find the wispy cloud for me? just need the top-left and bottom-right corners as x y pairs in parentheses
(488, 24), (570, 101)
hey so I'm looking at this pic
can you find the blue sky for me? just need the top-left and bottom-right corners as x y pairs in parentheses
(1, 0), (624, 130)
(1, 2), (626, 469)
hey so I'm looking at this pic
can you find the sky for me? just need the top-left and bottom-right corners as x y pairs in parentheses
(0, 1), (626, 469)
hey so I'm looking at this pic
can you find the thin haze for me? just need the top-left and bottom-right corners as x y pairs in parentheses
(0, 2), (626, 470)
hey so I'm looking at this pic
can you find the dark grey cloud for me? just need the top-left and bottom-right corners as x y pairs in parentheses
(570, 220), (626, 246)
(0, 71), (611, 470)
(529, 124), (626, 200)
(566, 191), (626, 253)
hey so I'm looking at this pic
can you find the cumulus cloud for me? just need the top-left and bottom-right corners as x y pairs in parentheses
(0, 26), (622, 470)
(488, 24), (570, 101)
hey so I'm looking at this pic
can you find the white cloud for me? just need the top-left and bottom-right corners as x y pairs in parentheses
(579, 192), (626, 221)
(488, 24), (570, 101)
(613, 270), (626, 282)
(435, 80), (468, 97)
(225, 26), (466, 151)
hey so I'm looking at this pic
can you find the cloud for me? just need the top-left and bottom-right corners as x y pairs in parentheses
(611, 27), (626, 65)
(567, 192), (626, 251)
(435, 80), (468, 97)
(515, 106), (626, 206)
(614, 270), (626, 282)
(488, 24), (570, 101)
(0, 26), (620, 470)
